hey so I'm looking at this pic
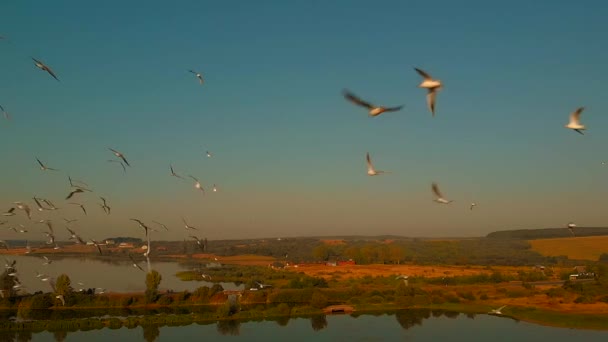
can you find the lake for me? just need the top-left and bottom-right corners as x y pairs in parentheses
(5, 310), (608, 341)
(3, 255), (243, 293)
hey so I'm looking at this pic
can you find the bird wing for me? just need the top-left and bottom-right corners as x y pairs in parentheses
(36, 158), (45, 168)
(366, 152), (375, 172)
(427, 90), (437, 117)
(343, 90), (374, 109)
(119, 155), (130, 166)
(498, 305), (507, 311)
(414, 67), (433, 80)
(384, 105), (404, 112)
(569, 107), (584, 125)
(43, 65), (60, 81)
(432, 182), (444, 198)
(188, 70), (198, 74)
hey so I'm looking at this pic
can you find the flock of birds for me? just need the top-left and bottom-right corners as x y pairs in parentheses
(0, 32), (600, 308)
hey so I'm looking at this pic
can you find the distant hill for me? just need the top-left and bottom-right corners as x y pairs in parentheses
(486, 227), (608, 240)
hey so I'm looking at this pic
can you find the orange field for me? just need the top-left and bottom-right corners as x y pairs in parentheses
(529, 236), (608, 261)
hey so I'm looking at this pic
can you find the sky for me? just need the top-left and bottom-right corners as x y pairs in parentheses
(1, 0), (608, 241)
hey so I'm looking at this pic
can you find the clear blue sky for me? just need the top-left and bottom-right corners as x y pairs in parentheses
(1, 0), (607, 241)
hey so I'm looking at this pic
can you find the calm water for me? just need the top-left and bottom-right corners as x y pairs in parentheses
(5, 311), (606, 342)
(4, 255), (243, 293)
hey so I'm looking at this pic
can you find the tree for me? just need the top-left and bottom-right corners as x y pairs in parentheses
(312, 245), (330, 261)
(55, 274), (73, 301)
(388, 244), (406, 264)
(145, 270), (162, 303)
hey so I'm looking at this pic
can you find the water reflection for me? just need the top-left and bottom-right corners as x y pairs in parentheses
(217, 319), (240, 336)
(310, 315), (327, 331)
(142, 325), (160, 342)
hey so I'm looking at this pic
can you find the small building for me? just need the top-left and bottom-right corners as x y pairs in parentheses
(569, 274), (579, 281)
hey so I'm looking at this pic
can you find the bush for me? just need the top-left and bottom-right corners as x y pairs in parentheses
(310, 291), (328, 309)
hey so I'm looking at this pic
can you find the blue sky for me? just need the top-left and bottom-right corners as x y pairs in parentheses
(1, 0), (607, 241)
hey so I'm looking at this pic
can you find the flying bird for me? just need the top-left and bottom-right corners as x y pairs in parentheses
(0, 104), (10, 120)
(33, 197), (48, 212)
(189, 175), (205, 192)
(470, 203), (477, 210)
(130, 218), (150, 236)
(343, 89), (403, 117)
(128, 254), (145, 272)
(108, 148), (130, 166)
(206, 150), (212, 158)
(2, 208), (16, 217)
(182, 218), (197, 231)
(565, 107), (586, 135)
(188, 70), (204, 84)
(189, 235), (206, 252)
(170, 164), (184, 179)
(489, 305), (507, 315)
(366, 152), (390, 176)
(414, 67), (442, 117)
(13, 202), (32, 219)
(42, 256), (52, 266)
(63, 218), (78, 224)
(90, 239), (103, 255)
(32, 57), (60, 81)
(36, 158), (58, 171)
(99, 197), (111, 215)
(42, 198), (59, 210)
(152, 221), (169, 231)
(567, 222), (577, 237)
(212, 184), (218, 192)
(69, 202), (87, 215)
(432, 182), (453, 204)
(66, 188), (85, 200)
(56, 295), (65, 306)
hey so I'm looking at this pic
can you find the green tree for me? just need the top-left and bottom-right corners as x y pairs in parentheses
(312, 245), (330, 261)
(388, 244), (406, 264)
(145, 270), (162, 303)
(55, 274), (73, 302)
(310, 291), (328, 309)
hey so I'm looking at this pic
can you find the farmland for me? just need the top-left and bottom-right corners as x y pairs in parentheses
(528, 236), (608, 261)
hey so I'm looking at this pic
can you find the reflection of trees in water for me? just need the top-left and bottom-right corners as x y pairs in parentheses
(217, 319), (240, 336)
(395, 309), (464, 330)
(310, 315), (328, 331)
(274, 315), (290, 326)
(142, 325), (160, 342)
(465, 313), (477, 319)
(16, 330), (31, 342)
(0, 330), (16, 342)
(443, 311), (460, 319)
(53, 330), (68, 342)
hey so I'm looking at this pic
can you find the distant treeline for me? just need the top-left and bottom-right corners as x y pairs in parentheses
(486, 227), (608, 240)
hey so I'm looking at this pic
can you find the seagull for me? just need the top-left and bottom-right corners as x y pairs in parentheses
(107, 160), (127, 173)
(182, 218), (197, 231)
(2, 208), (16, 217)
(189, 175), (205, 192)
(42, 198), (59, 210)
(13, 202), (32, 219)
(25, 241), (32, 254)
(90, 239), (103, 255)
(206, 150), (212, 158)
(32, 57), (60, 81)
(128, 254), (145, 272)
(414, 67), (442, 117)
(343, 89), (403, 117)
(212, 184), (218, 192)
(56, 295), (65, 306)
(108, 148), (130, 166)
(366, 152), (390, 176)
(152, 221), (169, 231)
(95, 288), (106, 295)
(17, 224), (28, 233)
(565, 107), (586, 135)
(99, 197), (111, 215)
(395, 275), (409, 280)
(68, 176), (91, 190)
(42, 256), (52, 266)
(201, 273), (211, 280)
(36, 158), (59, 171)
(66, 226), (78, 240)
(0, 240), (9, 250)
(33, 197), (48, 212)
(63, 218), (78, 224)
(470, 203), (477, 210)
(489, 305), (507, 315)
(188, 70), (204, 84)
(0, 104), (10, 120)
(170, 164), (184, 179)
(432, 182), (453, 204)
(69, 202), (87, 215)
(189, 235), (206, 252)
(36, 271), (47, 279)
(567, 222), (577, 237)
(66, 188), (85, 200)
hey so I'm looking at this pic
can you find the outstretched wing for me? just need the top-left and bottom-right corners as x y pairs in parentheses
(414, 67), (433, 80)
(569, 107), (585, 125)
(343, 90), (374, 109)
(384, 105), (403, 112)
(432, 182), (444, 198)
(366, 152), (374, 172)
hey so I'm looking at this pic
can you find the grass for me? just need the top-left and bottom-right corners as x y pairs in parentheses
(528, 236), (608, 261)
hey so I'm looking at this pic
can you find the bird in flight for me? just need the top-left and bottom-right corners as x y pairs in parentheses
(99, 197), (111, 215)
(66, 188), (85, 200)
(189, 235), (207, 252)
(42, 256), (52, 266)
(432, 182), (453, 204)
(36, 158), (59, 171)
(189, 175), (205, 192)
(567, 222), (577, 237)
(189, 70), (204, 84)
(56, 295), (65, 306)
(90, 239), (103, 255)
(0, 104), (10, 120)
(489, 305), (507, 315)
(13, 202), (32, 220)
(212, 184), (218, 192)
(470, 203), (477, 210)
(565, 107), (586, 135)
(2, 208), (15, 217)
(130, 218), (150, 236)
(69, 202), (87, 215)
(32, 57), (60, 81)
(366, 152), (390, 176)
(206, 150), (212, 158)
(108, 148), (130, 166)
(170, 164), (184, 179)
(128, 254), (145, 272)
(414, 67), (442, 117)
(343, 89), (403, 117)
(182, 218), (197, 231)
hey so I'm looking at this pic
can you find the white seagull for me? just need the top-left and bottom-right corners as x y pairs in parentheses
(366, 152), (390, 176)
(32, 57), (60, 81)
(565, 107), (586, 135)
(343, 89), (403, 117)
(189, 175), (205, 193)
(489, 305), (507, 315)
(36, 158), (59, 171)
(432, 182), (453, 204)
(414, 67), (442, 117)
(470, 203), (477, 210)
(0, 104), (11, 120)
(108, 148), (130, 166)
(189, 70), (204, 84)
(567, 222), (577, 237)
(182, 218), (198, 231)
